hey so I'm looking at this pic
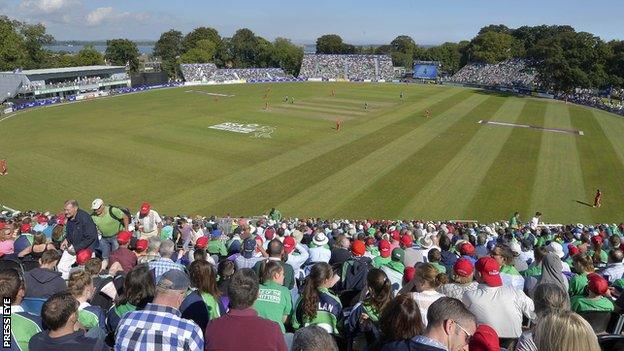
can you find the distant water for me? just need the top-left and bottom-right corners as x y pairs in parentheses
(45, 45), (154, 55)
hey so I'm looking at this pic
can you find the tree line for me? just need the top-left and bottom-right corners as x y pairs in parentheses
(1, 14), (623, 92)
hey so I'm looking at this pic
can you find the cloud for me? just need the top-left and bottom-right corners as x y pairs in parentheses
(86, 7), (152, 27)
(19, 0), (78, 14)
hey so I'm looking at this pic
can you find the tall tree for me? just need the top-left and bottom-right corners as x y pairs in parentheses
(180, 39), (216, 63)
(230, 28), (260, 67)
(154, 29), (183, 77)
(467, 31), (524, 63)
(74, 46), (104, 66)
(0, 17), (27, 70)
(427, 42), (464, 74)
(182, 27), (221, 52)
(390, 35), (420, 69)
(105, 39), (140, 72)
(316, 34), (346, 54)
(272, 37), (303, 75)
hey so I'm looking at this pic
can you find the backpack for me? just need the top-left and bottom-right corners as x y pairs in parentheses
(108, 205), (131, 226)
(341, 257), (371, 292)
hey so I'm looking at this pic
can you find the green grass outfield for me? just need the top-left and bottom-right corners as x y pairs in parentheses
(1, 82), (623, 223)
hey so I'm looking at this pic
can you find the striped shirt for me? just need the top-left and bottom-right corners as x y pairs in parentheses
(148, 258), (185, 282)
(115, 303), (203, 351)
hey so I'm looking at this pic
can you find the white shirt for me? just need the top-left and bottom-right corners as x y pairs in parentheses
(530, 217), (539, 230)
(308, 246), (331, 263)
(286, 243), (310, 279)
(463, 284), (535, 338)
(601, 262), (624, 283)
(411, 290), (445, 326)
(136, 210), (162, 233)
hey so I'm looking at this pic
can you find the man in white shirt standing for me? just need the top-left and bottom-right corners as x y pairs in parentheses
(530, 212), (542, 231)
(135, 202), (162, 239)
(463, 257), (534, 344)
(601, 249), (624, 283)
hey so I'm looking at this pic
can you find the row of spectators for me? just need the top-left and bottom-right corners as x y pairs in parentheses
(556, 89), (624, 116)
(180, 64), (292, 83)
(448, 59), (540, 89)
(299, 54), (395, 81)
(1, 201), (623, 351)
(19, 74), (130, 93)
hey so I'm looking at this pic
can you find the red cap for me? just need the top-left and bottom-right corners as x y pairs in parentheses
(76, 249), (93, 265)
(403, 266), (415, 285)
(283, 236), (296, 254)
(0, 222), (5, 230)
(454, 258), (474, 277)
(591, 235), (603, 246)
(391, 230), (400, 241)
(20, 223), (31, 233)
(588, 273), (609, 295)
(56, 214), (66, 226)
(475, 257), (502, 287)
(567, 244), (580, 256)
(352, 240), (366, 256)
(37, 215), (48, 225)
(117, 231), (132, 245)
(135, 239), (148, 251)
(265, 229), (275, 240)
(140, 202), (151, 216)
(400, 234), (413, 248)
(469, 324), (500, 351)
(379, 239), (391, 258)
(460, 242), (475, 256)
(195, 236), (209, 249)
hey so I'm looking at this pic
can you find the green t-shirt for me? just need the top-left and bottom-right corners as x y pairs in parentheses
(569, 273), (589, 297)
(587, 250), (608, 264)
(200, 292), (222, 320)
(91, 206), (125, 237)
(571, 296), (614, 312)
(253, 280), (292, 333)
(253, 260), (295, 290)
(372, 256), (390, 268)
(269, 210), (282, 221)
(78, 308), (100, 330)
(160, 225), (173, 241)
(522, 264), (542, 278)
(431, 262), (447, 274)
(12, 311), (42, 351)
(367, 246), (380, 257)
(207, 239), (228, 256)
(509, 216), (519, 229)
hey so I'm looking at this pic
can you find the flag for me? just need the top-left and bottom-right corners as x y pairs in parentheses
(0, 159), (7, 175)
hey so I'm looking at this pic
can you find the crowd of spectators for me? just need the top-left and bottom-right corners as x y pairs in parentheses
(299, 54), (395, 81)
(555, 88), (624, 116)
(20, 74), (130, 93)
(448, 59), (540, 89)
(1, 200), (624, 351)
(180, 64), (291, 83)
(180, 64), (218, 82)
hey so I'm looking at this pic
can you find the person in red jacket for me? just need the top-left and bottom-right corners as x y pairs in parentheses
(205, 268), (287, 351)
(593, 189), (602, 208)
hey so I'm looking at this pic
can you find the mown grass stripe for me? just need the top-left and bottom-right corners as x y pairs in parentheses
(529, 102), (591, 223)
(464, 99), (547, 222)
(276, 94), (491, 217)
(334, 93), (505, 219)
(568, 106), (624, 222)
(402, 97), (526, 219)
(200, 90), (475, 215)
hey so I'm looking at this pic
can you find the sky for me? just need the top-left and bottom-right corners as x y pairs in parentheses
(2, 0), (623, 44)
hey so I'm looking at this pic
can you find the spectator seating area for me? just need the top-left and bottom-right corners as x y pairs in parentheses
(448, 59), (540, 89)
(180, 64), (292, 83)
(19, 74), (130, 93)
(299, 54), (395, 81)
(1, 203), (624, 350)
(556, 88), (624, 116)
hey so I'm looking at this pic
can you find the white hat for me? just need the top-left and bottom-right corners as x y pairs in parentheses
(91, 198), (104, 210)
(313, 232), (329, 246)
(547, 242), (564, 259)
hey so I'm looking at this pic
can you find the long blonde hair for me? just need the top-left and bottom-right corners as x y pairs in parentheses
(534, 311), (600, 351)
